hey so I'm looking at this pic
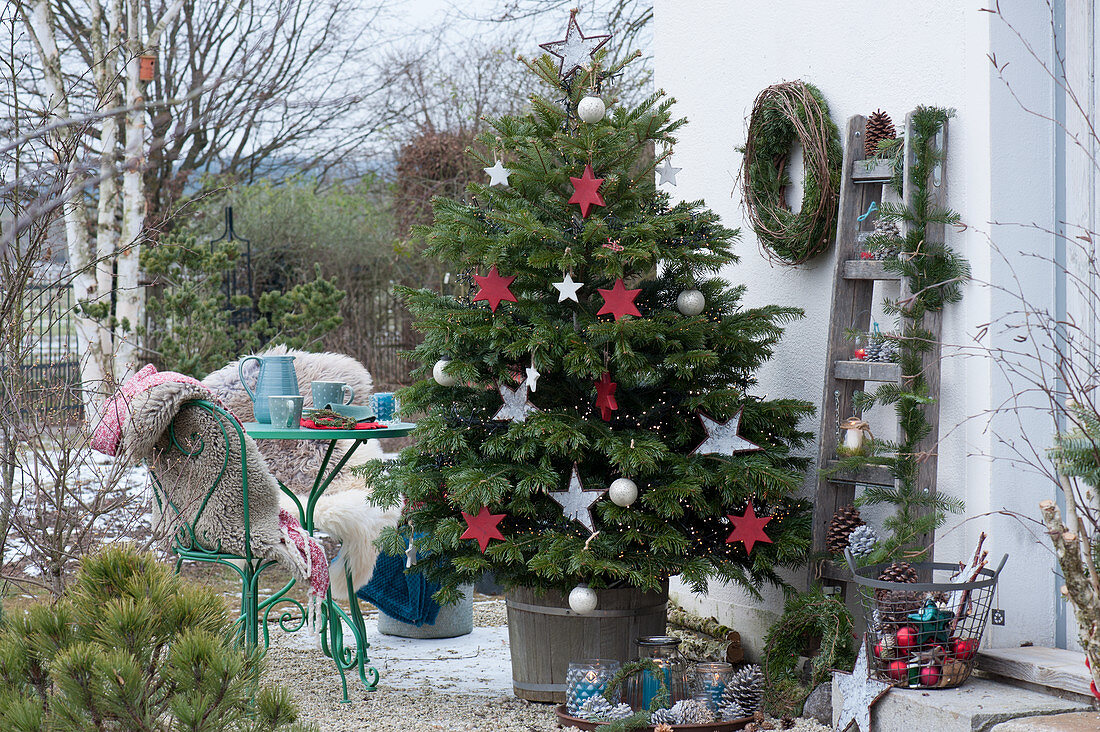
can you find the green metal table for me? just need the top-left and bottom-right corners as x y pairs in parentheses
(244, 420), (414, 702)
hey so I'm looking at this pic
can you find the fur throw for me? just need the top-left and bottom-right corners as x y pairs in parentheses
(202, 345), (397, 599)
(122, 380), (314, 587)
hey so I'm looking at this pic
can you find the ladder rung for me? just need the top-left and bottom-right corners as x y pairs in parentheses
(842, 260), (901, 280)
(824, 460), (895, 487)
(834, 360), (902, 382)
(819, 561), (851, 583)
(851, 159), (894, 182)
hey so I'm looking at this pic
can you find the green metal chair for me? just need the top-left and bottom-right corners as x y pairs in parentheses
(147, 398), (381, 700)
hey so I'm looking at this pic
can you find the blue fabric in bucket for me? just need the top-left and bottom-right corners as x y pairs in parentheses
(357, 535), (440, 626)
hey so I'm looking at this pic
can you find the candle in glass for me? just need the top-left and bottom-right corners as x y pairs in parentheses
(565, 659), (621, 716)
(694, 662), (733, 711)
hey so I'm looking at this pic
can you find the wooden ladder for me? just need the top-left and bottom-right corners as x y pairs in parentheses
(812, 112), (950, 587)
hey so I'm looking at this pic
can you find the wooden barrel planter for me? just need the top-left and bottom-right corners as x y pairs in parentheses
(506, 582), (668, 703)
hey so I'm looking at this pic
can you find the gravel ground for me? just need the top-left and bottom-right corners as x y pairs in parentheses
(261, 596), (830, 732)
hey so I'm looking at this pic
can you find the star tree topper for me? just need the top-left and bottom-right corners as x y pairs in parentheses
(493, 382), (539, 423)
(691, 409), (762, 456)
(549, 465), (604, 532)
(460, 506), (506, 552)
(597, 279), (642, 320)
(473, 266), (517, 312)
(568, 165), (606, 218)
(538, 10), (611, 78)
(833, 638), (895, 732)
(725, 503), (773, 554)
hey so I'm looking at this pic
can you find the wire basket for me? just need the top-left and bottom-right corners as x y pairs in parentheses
(845, 550), (1007, 689)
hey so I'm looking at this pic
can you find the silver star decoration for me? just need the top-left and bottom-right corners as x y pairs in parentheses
(525, 365), (541, 392)
(657, 158), (682, 186)
(405, 538), (417, 569)
(492, 382), (539, 423)
(552, 273), (584, 302)
(549, 465), (604, 532)
(484, 159), (512, 187)
(834, 638), (894, 731)
(539, 12), (610, 78)
(691, 409), (763, 456)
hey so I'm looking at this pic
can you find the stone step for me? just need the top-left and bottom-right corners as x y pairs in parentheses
(832, 676), (1092, 732)
(990, 712), (1100, 731)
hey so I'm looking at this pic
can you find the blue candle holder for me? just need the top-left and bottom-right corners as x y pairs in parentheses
(565, 659), (621, 716)
(693, 661), (733, 712)
(371, 392), (398, 422)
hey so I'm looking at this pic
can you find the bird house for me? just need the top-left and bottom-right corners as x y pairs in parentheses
(139, 53), (156, 81)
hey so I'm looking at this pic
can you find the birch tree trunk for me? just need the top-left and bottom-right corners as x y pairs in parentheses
(22, 0), (109, 418)
(115, 0), (185, 379)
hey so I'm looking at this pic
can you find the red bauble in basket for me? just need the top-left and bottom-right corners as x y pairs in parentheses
(951, 637), (977, 661)
(895, 625), (919, 652)
(886, 660), (908, 681)
(919, 665), (942, 686)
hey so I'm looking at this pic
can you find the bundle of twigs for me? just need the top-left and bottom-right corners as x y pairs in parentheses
(739, 80), (842, 265)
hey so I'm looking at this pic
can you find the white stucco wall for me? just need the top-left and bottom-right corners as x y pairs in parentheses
(654, 0), (1064, 656)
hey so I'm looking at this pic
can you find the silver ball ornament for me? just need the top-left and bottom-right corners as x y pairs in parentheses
(608, 477), (638, 507)
(432, 359), (457, 387)
(677, 289), (706, 316)
(577, 96), (606, 123)
(568, 584), (598, 615)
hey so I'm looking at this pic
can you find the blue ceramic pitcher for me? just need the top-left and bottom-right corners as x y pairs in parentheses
(239, 354), (299, 423)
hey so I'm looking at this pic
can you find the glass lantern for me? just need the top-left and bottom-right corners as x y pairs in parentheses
(565, 659), (621, 716)
(693, 661), (733, 712)
(622, 636), (694, 711)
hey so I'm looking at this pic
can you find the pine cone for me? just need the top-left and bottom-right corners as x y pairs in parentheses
(721, 664), (764, 717)
(863, 339), (882, 362)
(873, 217), (901, 239)
(825, 505), (864, 553)
(865, 109), (897, 156)
(654, 725), (674, 732)
(874, 589), (924, 626)
(671, 699), (715, 725)
(605, 703), (634, 721)
(650, 707), (677, 726)
(720, 701), (747, 721)
(578, 695), (613, 720)
(878, 561), (919, 584)
(848, 524), (879, 556)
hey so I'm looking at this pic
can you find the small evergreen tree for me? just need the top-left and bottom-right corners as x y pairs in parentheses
(369, 30), (813, 606)
(0, 546), (315, 732)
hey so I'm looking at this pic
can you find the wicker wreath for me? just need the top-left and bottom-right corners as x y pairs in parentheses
(739, 81), (842, 265)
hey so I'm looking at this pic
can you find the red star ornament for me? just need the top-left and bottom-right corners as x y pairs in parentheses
(568, 164), (606, 218)
(472, 266), (517, 312)
(595, 372), (618, 421)
(597, 279), (642, 320)
(460, 506), (506, 552)
(725, 504), (773, 554)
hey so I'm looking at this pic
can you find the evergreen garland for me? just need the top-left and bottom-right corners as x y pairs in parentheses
(739, 81), (843, 265)
(760, 585), (855, 716)
(829, 107), (968, 562)
(365, 46), (815, 604)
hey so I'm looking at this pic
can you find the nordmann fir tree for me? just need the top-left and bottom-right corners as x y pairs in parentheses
(367, 27), (814, 611)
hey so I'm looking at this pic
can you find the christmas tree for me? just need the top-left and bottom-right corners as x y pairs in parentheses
(369, 14), (814, 608)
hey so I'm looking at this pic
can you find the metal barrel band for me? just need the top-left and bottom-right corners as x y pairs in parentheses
(512, 680), (566, 692)
(505, 598), (666, 618)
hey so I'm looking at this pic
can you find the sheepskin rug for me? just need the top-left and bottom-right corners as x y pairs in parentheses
(202, 345), (399, 599)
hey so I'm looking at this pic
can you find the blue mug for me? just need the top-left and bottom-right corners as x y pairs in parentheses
(371, 392), (398, 422)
